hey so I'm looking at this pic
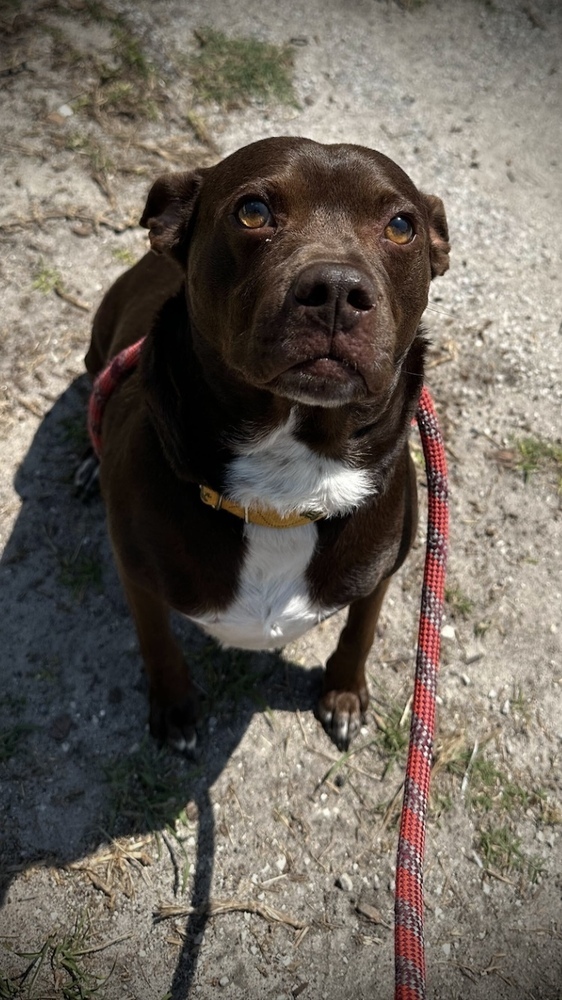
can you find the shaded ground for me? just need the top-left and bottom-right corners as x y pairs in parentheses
(0, 1), (561, 998)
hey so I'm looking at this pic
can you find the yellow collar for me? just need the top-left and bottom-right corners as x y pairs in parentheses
(199, 485), (324, 529)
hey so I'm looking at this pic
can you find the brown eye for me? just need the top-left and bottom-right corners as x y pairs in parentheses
(384, 215), (414, 245)
(237, 199), (272, 229)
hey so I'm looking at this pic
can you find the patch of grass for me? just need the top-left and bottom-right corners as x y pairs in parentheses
(58, 8), (162, 122)
(103, 739), (198, 835)
(5, 914), (115, 999)
(371, 694), (410, 777)
(32, 261), (61, 295)
(479, 825), (524, 874)
(0, 972), (19, 998)
(194, 643), (261, 710)
(510, 686), (528, 718)
(445, 583), (474, 619)
(112, 26), (151, 79)
(103, 742), (195, 894)
(65, 133), (114, 174)
(59, 552), (103, 600)
(111, 246), (137, 267)
(190, 28), (297, 108)
(477, 826), (545, 882)
(0, 694), (26, 715)
(514, 435), (562, 490)
(60, 415), (89, 452)
(98, 81), (157, 121)
(441, 737), (561, 830)
(0, 724), (32, 763)
(82, 0), (117, 22)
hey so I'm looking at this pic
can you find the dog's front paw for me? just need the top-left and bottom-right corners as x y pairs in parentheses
(317, 689), (366, 751)
(149, 693), (200, 756)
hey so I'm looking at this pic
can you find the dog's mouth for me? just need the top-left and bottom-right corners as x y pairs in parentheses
(289, 356), (357, 377)
(267, 354), (367, 406)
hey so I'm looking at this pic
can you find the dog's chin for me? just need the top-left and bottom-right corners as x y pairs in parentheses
(266, 357), (368, 408)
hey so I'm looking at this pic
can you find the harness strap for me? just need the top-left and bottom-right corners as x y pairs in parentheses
(88, 337), (145, 458)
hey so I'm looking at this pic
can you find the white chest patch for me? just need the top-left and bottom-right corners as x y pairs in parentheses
(188, 413), (374, 650)
(190, 522), (325, 649)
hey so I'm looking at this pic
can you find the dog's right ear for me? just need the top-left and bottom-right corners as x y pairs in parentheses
(140, 170), (207, 259)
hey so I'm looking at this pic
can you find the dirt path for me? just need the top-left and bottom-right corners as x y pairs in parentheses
(1, 1), (561, 998)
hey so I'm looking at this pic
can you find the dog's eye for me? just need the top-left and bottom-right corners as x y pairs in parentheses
(236, 200), (273, 229)
(384, 215), (414, 245)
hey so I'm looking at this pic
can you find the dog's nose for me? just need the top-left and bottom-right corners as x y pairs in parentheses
(291, 263), (376, 330)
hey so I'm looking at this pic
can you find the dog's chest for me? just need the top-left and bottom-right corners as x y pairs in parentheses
(188, 417), (373, 650)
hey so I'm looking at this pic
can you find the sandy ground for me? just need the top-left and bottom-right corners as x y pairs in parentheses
(0, 1), (561, 998)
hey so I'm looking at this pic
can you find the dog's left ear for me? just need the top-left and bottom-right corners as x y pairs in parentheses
(423, 194), (450, 278)
(140, 169), (207, 260)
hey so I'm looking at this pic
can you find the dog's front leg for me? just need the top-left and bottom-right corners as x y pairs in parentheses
(119, 571), (200, 753)
(318, 578), (390, 750)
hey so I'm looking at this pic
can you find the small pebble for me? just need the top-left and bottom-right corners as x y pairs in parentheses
(336, 873), (353, 892)
(219, 976), (229, 987)
(464, 644), (484, 664)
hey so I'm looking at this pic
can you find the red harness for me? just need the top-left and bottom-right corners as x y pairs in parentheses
(88, 342), (449, 1000)
(88, 336), (145, 458)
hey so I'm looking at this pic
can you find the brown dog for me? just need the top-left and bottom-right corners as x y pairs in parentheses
(84, 137), (449, 753)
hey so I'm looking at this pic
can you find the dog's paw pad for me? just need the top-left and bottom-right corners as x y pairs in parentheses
(318, 690), (364, 751)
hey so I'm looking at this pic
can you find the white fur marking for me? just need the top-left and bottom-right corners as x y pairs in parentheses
(225, 412), (374, 517)
(188, 415), (373, 650)
(190, 522), (330, 649)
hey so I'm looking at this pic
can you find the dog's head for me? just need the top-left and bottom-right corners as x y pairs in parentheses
(140, 137), (449, 409)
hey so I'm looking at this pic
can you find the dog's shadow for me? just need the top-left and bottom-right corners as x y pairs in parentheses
(0, 378), (325, 998)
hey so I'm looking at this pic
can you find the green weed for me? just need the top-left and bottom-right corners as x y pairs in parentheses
(103, 739), (198, 835)
(514, 435), (562, 490)
(4, 914), (115, 999)
(0, 724), (32, 763)
(111, 247), (137, 267)
(445, 584), (474, 619)
(194, 643), (262, 710)
(112, 26), (151, 79)
(32, 262), (61, 295)
(59, 553), (103, 600)
(190, 29), (297, 108)
(65, 134), (113, 174)
(370, 693), (410, 777)
(60, 415), (89, 452)
(479, 825), (524, 874)
(478, 825), (545, 882)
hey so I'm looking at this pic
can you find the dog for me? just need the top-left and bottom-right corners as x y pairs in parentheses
(83, 136), (449, 754)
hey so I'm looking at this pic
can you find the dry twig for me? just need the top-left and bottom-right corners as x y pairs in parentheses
(155, 896), (307, 930)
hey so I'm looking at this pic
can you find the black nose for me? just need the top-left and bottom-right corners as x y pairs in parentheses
(291, 262), (376, 330)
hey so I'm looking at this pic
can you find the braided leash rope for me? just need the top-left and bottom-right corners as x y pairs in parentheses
(395, 385), (449, 1000)
(88, 344), (448, 998)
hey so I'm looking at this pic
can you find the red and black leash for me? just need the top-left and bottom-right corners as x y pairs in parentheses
(88, 348), (449, 999)
(395, 386), (449, 1000)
